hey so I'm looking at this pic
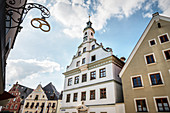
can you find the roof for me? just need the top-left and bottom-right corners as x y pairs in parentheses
(43, 82), (60, 100)
(119, 13), (170, 78)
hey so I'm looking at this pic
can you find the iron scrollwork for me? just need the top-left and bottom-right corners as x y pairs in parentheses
(6, 0), (51, 32)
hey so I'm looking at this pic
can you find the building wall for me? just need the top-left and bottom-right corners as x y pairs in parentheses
(122, 19), (170, 113)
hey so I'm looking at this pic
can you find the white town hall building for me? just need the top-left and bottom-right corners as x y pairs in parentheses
(60, 18), (125, 113)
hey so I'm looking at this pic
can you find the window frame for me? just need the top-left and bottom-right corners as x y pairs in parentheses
(82, 74), (87, 82)
(153, 96), (170, 112)
(74, 76), (79, 84)
(148, 38), (157, 47)
(73, 93), (78, 102)
(100, 68), (106, 78)
(131, 75), (144, 89)
(66, 94), (71, 103)
(100, 88), (106, 99)
(148, 71), (164, 86)
(134, 98), (149, 112)
(162, 48), (170, 61)
(90, 90), (95, 100)
(144, 53), (156, 65)
(68, 78), (72, 86)
(81, 91), (86, 101)
(158, 33), (170, 44)
(90, 71), (96, 80)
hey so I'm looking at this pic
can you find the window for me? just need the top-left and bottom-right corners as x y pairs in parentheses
(6, 13), (12, 34)
(131, 76), (143, 88)
(135, 99), (148, 112)
(159, 33), (169, 43)
(149, 39), (156, 46)
(25, 102), (29, 108)
(90, 90), (95, 100)
(68, 78), (72, 86)
(76, 61), (80, 67)
(81, 92), (86, 101)
(10, 104), (13, 109)
(145, 54), (156, 64)
(90, 71), (96, 80)
(83, 47), (86, 52)
(92, 45), (95, 50)
(82, 58), (85, 64)
(149, 72), (163, 86)
(35, 95), (39, 100)
(155, 97), (170, 112)
(14, 104), (18, 109)
(73, 93), (78, 102)
(78, 51), (81, 56)
(82, 74), (87, 82)
(35, 103), (39, 108)
(100, 68), (106, 78)
(91, 32), (93, 36)
(91, 55), (96, 61)
(85, 32), (87, 35)
(74, 76), (79, 84)
(52, 103), (55, 108)
(100, 88), (106, 99)
(30, 102), (34, 108)
(163, 49), (170, 60)
(66, 94), (70, 102)
(83, 36), (87, 42)
(6, 105), (9, 109)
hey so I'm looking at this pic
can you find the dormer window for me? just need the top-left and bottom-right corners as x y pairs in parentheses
(85, 32), (87, 35)
(82, 58), (85, 64)
(92, 45), (95, 50)
(76, 61), (80, 67)
(78, 51), (81, 56)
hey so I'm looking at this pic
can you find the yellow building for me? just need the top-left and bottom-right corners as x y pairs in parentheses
(22, 83), (61, 113)
(120, 12), (170, 113)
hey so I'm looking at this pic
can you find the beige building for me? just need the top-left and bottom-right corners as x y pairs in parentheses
(22, 83), (61, 113)
(119, 12), (170, 113)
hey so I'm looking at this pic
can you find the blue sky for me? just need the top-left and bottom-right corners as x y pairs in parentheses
(6, 0), (170, 91)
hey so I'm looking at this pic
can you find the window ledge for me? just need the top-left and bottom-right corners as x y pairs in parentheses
(132, 86), (144, 89)
(146, 62), (157, 66)
(151, 84), (165, 87)
(160, 41), (170, 45)
(166, 59), (170, 62)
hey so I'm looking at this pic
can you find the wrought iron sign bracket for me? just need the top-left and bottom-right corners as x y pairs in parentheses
(6, 0), (51, 32)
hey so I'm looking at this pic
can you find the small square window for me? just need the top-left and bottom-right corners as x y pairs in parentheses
(149, 72), (163, 86)
(155, 97), (170, 112)
(82, 58), (85, 64)
(159, 34), (169, 43)
(131, 76), (143, 88)
(74, 76), (79, 84)
(92, 45), (95, 50)
(91, 55), (96, 61)
(76, 61), (80, 67)
(149, 39), (156, 46)
(135, 99), (148, 112)
(163, 49), (170, 60)
(68, 78), (72, 86)
(90, 71), (96, 80)
(82, 74), (87, 82)
(145, 54), (156, 64)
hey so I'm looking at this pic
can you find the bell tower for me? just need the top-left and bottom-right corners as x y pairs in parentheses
(83, 16), (95, 42)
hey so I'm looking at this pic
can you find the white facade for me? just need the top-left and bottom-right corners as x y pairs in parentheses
(61, 20), (125, 113)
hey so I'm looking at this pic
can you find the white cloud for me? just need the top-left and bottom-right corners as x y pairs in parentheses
(158, 0), (170, 16)
(6, 59), (61, 89)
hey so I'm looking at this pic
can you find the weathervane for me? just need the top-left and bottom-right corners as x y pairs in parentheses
(6, 0), (51, 32)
